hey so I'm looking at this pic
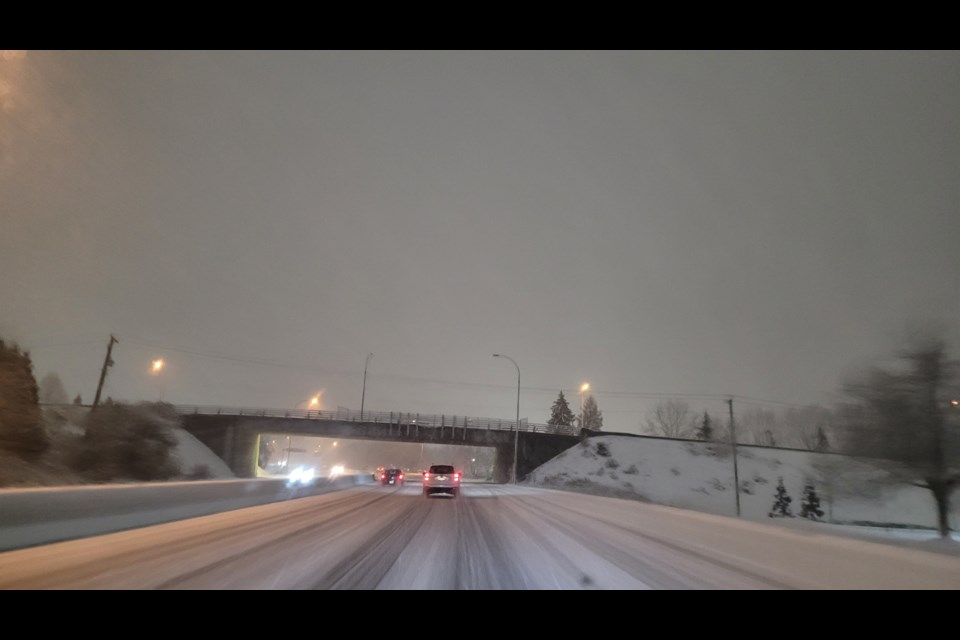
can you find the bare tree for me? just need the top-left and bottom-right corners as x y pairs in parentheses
(740, 407), (781, 446)
(785, 405), (834, 451)
(645, 400), (694, 438)
(837, 335), (959, 538)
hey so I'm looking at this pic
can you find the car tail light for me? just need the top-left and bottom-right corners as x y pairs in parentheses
(424, 472), (430, 481)
(399, 475), (404, 480)
(454, 472), (460, 482)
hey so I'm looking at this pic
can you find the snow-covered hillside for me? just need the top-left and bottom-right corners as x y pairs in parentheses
(525, 435), (959, 534)
(167, 427), (235, 479)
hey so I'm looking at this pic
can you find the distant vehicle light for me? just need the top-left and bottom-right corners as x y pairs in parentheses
(287, 466), (315, 486)
(330, 464), (345, 477)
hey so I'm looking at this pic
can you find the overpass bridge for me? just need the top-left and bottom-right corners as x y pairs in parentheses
(175, 406), (583, 483)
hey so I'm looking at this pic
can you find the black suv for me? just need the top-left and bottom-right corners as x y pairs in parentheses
(381, 468), (404, 486)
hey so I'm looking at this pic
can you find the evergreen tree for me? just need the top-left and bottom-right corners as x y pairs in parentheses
(768, 477), (794, 518)
(815, 426), (829, 452)
(0, 339), (47, 460)
(39, 372), (69, 404)
(580, 395), (603, 430)
(547, 390), (576, 427)
(695, 412), (714, 440)
(800, 483), (824, 520)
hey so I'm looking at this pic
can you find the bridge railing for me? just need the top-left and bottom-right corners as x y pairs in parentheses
(173, 404), (579, 437)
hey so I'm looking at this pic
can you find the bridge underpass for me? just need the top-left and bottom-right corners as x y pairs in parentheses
(178, 407), (582, 483)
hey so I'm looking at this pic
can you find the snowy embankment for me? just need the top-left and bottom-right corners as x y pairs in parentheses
(168, 427), (235, 479)
(525, 435), (959, 547)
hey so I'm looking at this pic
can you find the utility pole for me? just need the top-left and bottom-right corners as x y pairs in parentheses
(92, 334), (118, 410)
(727, 397), (741, 517)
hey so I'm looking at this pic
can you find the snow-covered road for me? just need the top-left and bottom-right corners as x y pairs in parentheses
(1, 484), (957, 589)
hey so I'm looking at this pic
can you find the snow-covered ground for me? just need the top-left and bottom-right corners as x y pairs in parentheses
(3, 484), (958, 589)
(525, 435), (959, 547)
(167, 428), (235, 479)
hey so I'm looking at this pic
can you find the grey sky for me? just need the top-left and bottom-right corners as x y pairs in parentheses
(2, 51), (958, 432)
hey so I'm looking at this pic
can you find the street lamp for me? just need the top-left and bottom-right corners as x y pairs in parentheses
(295, 393), (322, 410)
(151, 358), (165, 402)
(579, 382), (590, 430)
(361, 353), (373, 420)
(493, 354), (521, 484)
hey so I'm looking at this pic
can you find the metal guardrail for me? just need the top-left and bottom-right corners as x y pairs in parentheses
(173, 404), (580, 437)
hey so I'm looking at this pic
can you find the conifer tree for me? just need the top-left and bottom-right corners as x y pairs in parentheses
(696, 412), (714, 440)
(547, 391), (576, 427)
(580, 395), (603, 430)
(768, 477), (794, 518)
(800, 484), (824, 520)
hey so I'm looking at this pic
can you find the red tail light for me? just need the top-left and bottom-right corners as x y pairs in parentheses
(454, 472), (460, 482)
(424, 472), (430, 481)
(399, 475), (404, 480)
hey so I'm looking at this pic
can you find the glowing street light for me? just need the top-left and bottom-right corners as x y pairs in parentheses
(579, 382), (590, 430)
(951, 399), (959, 407)
(150, 358), (166, 402)
(295, 391), (324, 411)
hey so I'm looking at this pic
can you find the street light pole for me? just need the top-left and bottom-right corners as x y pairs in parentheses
(579, 382), (590, 430)
(360, 353), (373, 420)
(493, 354), (520, 484)
(151, 358), (165, 403)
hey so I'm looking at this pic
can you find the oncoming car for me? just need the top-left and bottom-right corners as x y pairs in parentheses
(422, 464), (460, 498)
(381, 468), (404, 486)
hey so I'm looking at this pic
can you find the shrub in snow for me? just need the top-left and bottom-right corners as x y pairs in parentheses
(800, 483), (825, 520)
(624, 464), (639, 475)
(768, 477), (794, 518)
(72, 403), (179, 482)
(595, 442), (611, 457)
(605, 457), (619, 469)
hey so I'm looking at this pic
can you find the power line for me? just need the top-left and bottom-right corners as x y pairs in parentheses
(120, 337), (813, 410)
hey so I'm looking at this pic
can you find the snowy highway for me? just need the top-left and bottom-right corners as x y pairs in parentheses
(1, 484), (958, 589)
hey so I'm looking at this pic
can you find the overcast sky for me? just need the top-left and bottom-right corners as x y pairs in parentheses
(2, 50), (958, 432)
